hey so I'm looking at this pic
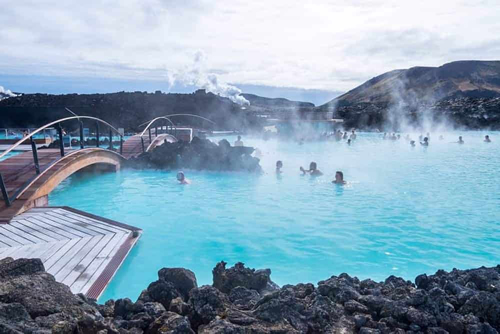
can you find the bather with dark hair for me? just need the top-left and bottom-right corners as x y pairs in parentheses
(332, 171), (346, 185)
(300, 162), (323, 176)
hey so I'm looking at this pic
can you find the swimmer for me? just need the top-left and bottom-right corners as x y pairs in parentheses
(484, 135), (491, 143)
(420, 137), (429, 146)
(276, 160), (283, 174)
(457, 136), (464, 144)
(347, 139), (351, 145)
(332, 171), (346, 185)
(234, 135), (244, 147)
(300, 162), (323, 176)
(350, 130), (357, 140)
(343, 132), (348, 140)
(176, 171), (190, 184)
(410, 140), (416, 147)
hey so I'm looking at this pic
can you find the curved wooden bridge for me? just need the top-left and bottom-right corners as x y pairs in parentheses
(0, 116), (178, 222)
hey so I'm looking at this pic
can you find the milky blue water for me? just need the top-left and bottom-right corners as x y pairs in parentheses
(48, 132), (500, 301)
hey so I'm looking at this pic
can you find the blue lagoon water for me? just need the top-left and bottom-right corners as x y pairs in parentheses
(48, 132), (500, 301)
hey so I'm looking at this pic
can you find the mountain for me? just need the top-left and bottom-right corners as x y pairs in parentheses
(242, 93), (315, 110)
(0, 89), (263, 131)
(318, 60), (500, 130)
(323, 61), (500, 107)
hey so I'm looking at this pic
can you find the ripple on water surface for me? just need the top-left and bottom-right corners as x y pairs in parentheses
(49, 132), (500, 301)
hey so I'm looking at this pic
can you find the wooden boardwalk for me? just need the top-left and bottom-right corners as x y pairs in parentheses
(0, 206), (141, 299)
(122, 133), (177, 159)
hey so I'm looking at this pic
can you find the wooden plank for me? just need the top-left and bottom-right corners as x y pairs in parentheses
(14, 219), (69, 242)
(35, 213), (99, 237)
(0, 230), (24, 247)
(49, 236), (97, 276)
(0, 226), (35, 245)
(61, 233), (114, 287)
(48, 211), (124, 235)
(43, 237), (82, 270)
(0, 224), (44, 243)
(59, 210), (131, 234)
(10, 221), (58, 243)
(37, 240), (73, 262)
(54, 234), (104, 282)
(71, 232), (128, 293)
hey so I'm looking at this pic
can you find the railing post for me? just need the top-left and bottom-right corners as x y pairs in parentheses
(148, 128), (152, 143)
(79, 122), (84, 149)
(0, 173), (11, 207)
(141, 137), (145, 153)
(57, 124), (65, 157)
(155, 126), (158, 137)
(109, 129), (113, 150)
(120, 136), (123, 155)
(96, 121), (100, 148)
(30, 136), (40, 175)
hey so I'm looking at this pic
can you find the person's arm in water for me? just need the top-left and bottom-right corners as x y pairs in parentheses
(300, 167), (309, 175)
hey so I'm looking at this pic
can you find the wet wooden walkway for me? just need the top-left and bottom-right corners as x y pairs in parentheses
(0, 206), (141, 299)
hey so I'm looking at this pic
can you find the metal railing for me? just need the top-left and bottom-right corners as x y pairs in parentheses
(0, 116), (124, 207)
(137, 117), (177, 153)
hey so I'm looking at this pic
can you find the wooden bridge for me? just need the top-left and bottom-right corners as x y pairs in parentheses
(0, 116), (178, 222)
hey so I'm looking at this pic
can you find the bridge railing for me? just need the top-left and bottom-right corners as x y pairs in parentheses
(137, 117), (177, 153)
(0, 116), (124, 207)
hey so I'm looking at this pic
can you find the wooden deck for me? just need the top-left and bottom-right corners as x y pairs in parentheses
(122, 133), (177, 159)
(0, 206), (141, 299)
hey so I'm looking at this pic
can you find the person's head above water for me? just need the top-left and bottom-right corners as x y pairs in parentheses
(237, 135), (241, 140)
(176, 171), (185, 182)
(333, 171), (346, 184)
(309, 162), (317, 171)
(276, 160), (283, 169)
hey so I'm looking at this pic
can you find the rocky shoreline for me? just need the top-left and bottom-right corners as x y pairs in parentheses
(1, 258), (499, 333)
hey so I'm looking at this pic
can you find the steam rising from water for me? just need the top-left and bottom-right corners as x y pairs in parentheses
(0, 85), (17, 99)
(167, 51), (249, 106)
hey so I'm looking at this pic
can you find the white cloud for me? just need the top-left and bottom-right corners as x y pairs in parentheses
(0, 0), (499, 92)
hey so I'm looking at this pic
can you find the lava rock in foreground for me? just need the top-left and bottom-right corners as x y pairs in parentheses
(0, 257), (499, 333)
(127, 137), (262, 173)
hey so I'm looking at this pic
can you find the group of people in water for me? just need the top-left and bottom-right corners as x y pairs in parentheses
(176, 132), (493, 184)
(381, 132), (492, 147)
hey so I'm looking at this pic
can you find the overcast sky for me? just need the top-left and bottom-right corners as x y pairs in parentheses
(1, 0), (499, 104)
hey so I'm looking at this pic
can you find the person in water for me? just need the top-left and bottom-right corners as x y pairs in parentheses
(300, 162), (323, 176)
(347, 139), (352, 145)
(484, 135), (491, 143)
(276, 160), (283, 174)
(350, 130), (357, 140)
(332, 171), (346, 185)
(410, 140), (416, 147)
(420, 137), (429, 146)
(457, 136), (464, 144)
(234, 135), (244, 147)
(176, 171), (190, 184)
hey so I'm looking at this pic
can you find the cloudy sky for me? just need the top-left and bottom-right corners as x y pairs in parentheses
(1, 0), (499, 104)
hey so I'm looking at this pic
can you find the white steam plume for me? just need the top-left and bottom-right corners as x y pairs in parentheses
(0, 85), (17, 99)
(168, 51), (249, 106)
